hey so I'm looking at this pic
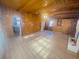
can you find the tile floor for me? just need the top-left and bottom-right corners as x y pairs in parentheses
(4, 31), (79, 59)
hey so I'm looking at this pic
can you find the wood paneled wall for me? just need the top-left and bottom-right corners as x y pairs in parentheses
(22, 14), (41, 35)
(53, 19), (73, 33)
(46, 19), (77, 36)
(54, 19), (77, 37)
(0, 6), (77, 37)
(0, 7), (14, 36)
(0, 8), (41, 36)
(0, 7), (41, 36)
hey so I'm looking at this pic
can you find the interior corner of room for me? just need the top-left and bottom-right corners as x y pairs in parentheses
(0, 0), (79, 59)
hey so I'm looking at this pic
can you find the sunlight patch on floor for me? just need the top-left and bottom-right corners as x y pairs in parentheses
(23, 34), (35, 39)
(29, 37), (51, 59)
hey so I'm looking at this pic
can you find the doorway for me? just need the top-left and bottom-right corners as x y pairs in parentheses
(12, 16), (22, 35)
(44, 19), (57, 31)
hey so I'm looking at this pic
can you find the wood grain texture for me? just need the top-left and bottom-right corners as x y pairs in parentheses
(22, 14), (41, 35)
(1, 0), (79, 18)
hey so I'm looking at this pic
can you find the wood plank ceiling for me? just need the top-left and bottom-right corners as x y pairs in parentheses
(0, 0), (79, 18)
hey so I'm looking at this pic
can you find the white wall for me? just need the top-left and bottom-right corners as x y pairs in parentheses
(77, 36), (79, 51)
(0, 7), (8, 59)
(75, 20), (79, 52)
(75, 20), (79, 39)
(41, 20), (45, 31)
(68, 20), (79, 53)
(0, 21), (8, 59)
